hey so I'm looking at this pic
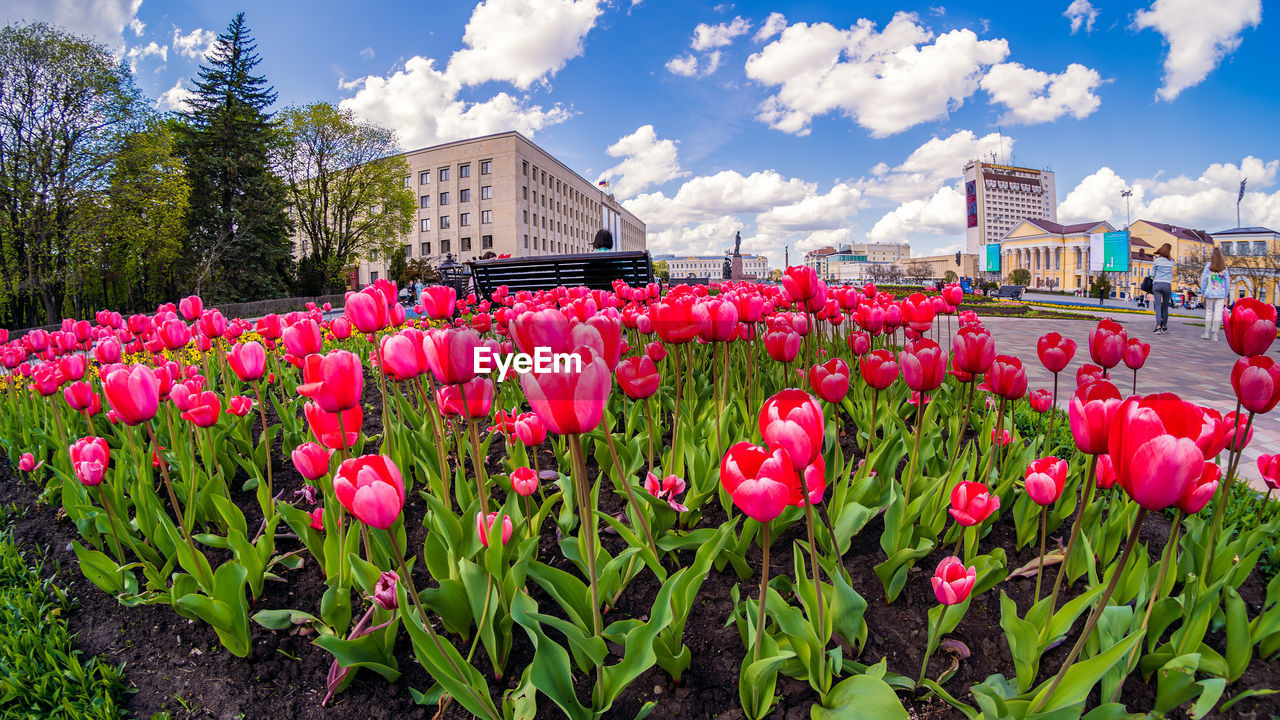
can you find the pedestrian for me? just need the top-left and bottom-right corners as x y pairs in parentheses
(1199, 246), (1230, 341)
(592, 229), (614, 253)
(1146, 243), (1176, 334)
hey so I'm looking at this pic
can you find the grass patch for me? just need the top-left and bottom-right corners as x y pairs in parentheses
(0, 503), (129, 719)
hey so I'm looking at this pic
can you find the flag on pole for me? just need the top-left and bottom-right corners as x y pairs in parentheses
(598, 180), (609, 188)
(1239, 178), (1247, 202)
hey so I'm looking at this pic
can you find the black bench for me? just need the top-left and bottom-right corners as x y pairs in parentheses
(997, 284), (1025, 300)
(669, 277), (710, 286)
(468, 250), (655, 299)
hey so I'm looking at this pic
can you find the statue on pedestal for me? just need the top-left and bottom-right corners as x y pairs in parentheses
(730, 231), (745, 281)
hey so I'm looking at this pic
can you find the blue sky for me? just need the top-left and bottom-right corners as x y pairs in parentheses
(5, 0), (1274, 269)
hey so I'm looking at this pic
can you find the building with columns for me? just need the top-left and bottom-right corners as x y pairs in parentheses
(1210, 226), (1280, 302)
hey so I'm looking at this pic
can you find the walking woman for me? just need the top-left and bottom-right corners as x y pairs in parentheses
(1199, 247), (1231, 341)
(1148, 243), (1176, 334)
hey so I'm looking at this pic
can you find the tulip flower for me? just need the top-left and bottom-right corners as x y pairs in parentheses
(344, 287), (387, 334)
(1037, 332), (1077, 374)
(1029, 388), (1052, 414)
(1088, 319), (1127, 371)
(1076, 363), (1104, 388)
(645, 341), (667, 362)
(859, 349), (898, 390)
(379, 330), (428, 382)
(1230, 355), (1280, 414)
(102, 364), (160, 426)
(782, 266), (821, 302)
(476, 511), (513, 547)
(420, 285), (457, 319)
(69, 437), (110, 486)
(227, 396), (252, 417)
(17, 452), (38, 472)
(1095, 454), (1117, 489)
(227, 341), (267, 382)
(334, 454), (405, 529)
(1069, 380), (1121, 455)
(986, 355), (1028, 401)
(298, 350), (364, 413)
(63, 381), (98, 413)
(93, 338), (122, 364)
(510, 466), (539, 496)
(808, 358), (850, 404)
(720, 441), (797, 524)
(899, 339), (947, 393)
(510, 308), (574, 354)
(951, 326), (995, 375)
(178, 295), (204, 321)
(1176, 463), (1221, 515)
(949, 480), (1000, 526)
(931, 555), (976, 605)
(292, 442), (334, 480)
(1223, 410), (1253, 453)
(436, 376), (495, 419)
(616, 356), (660, 399)
(758, 388), (824, 468)
(694, 298), (739, 343)
(304, 402), (363, 450)
(1025, 456), (1068, 506)
(1223, 297), (1277, 358)
(372, 571), (399, 610)
(422, 328), (480, 386)
(846, 331), (871, 356)
(763, 329), (801, 363)
(1257, 454), (1280, 491)
(645, 472), (689, 512)
(283, 319), (324, 364)
(990, 427), (1011, 446)
(181, 391), (222, 427)
(512, 412), (546, 446)
(1108, 394), (1206, 511)
(519, 346), (611, 436)
(856, 304), (886, 334)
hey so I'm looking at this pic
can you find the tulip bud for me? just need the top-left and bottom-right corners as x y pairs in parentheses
(932, 556), (976, 605)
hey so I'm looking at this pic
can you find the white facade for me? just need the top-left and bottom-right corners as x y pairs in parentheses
(963, 161), (1057, 254)
(654, 253), (769, 280)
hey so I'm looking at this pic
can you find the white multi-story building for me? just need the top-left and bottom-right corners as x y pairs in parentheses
(653, 253), (769, 280)
(963, 161), (1057, 254)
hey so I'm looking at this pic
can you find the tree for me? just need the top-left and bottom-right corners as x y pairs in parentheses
(1008, 268), (1031, 286)
(0, 23), (140, 325)
(904, 261), (933, 284)
(769, 268), (783, 282)
(652, 260), (670, 282)
(178, 12), (294, 303)
(402, 258), (442, 287)
(1176, 244), (1213, 290)
(1089, 273), (1112, 300)
(275, 102), (414, 294)
(943, 270), (957, 283)
(1226, 243), (1280, 300)
(387, 245), (408, 288)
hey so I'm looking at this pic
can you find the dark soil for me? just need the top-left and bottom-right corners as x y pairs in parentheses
(3, 399), (1278, 720)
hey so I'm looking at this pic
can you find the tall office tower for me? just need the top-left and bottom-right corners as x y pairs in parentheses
(963, 160), (1057, 254)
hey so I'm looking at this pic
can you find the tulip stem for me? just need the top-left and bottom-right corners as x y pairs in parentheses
(669, 344), (684, 473)
(1202, 407), (1253, 585)
(751, 522), (772, 711)
(1111, 509), (1183, 704)
(1045, 454), (1097, 637)
(458, 382), (491, 517)
(1034, 506), (1047, 604)
(568, 435), (603, 640)
(254, 382), (275, 521)
(96, 484), (126, 568)
(905, 396), (925, 502)
(864, 389), (878, 459)
(644, 396), (656, 473)
(601, 419), (658, 560)
(947, 380), (975, 469)
(414, 377), (451, 508)
(146, 423), (213, 592)
(802, 499), (828, 689)
(388, 530), (499, 720)
(1033, 508), (1147, 715)
(917, 605), (945, 687)
(1131, 368), (1138, 396)
(1046, 373), (1059, 451)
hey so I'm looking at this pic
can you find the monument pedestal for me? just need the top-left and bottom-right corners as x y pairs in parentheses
(731, 254), (744, 281)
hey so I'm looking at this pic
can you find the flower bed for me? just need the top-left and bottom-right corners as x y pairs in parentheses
(1, 278), (1279, 720)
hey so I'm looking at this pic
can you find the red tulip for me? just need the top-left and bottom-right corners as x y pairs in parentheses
(1076, 363), (1104, 388)
(93, 338), (121, 364)
(616, 355), (661, 400)
(1176, 463), (1221, 514)
(292, 442), (334, 480)
(227, 395), (252, 417)
(986, 355), (1028, 401)
(308, 508), (325, 531)
(1256, 454), (1280, 491)
(943, 284), (964, 307)
(758, 388), (825, 468)
(58, 354), (86, 382)
(329, 317), (353, 341)
(645, 341), (667, 362)
(782, 266), (821, 302)
(898, 339), (947, 393)
(932, 556), (976, 605)
(859, 349), (898, 390)
(1223, 410), (1253, 453)
(951, 326), (995, 375)
(1069, 379), (1121, 455)
(901, 293), (935, 333)
(694, 298), (739, 342)
(422, 328), (480, 386)
(1195, 407), (1229, 460)
(1108, 393), (1207, 511)
(949, 480), (1000, 526)
(519, 346), (611, 435)
(991, 427), (1012, 446)
(304, 402), (363, 450)
(178, 295), (204, 321)
(379, 330), (428, 381)
(181, 391), (222, 427)
(158, 319), (190, 350)
(476, 511), (513, 547)
(1037, 332), (1077, 374)
(510, 466), (539, 496)
(764, 329), (801, 363)
(345, 287), (387, 334)
(1223, 297), (1277, 358)
(645, 472), (689, 512)
(198, 310), (227, 339)
(846, 331), (871, 356)
(1088, 319), (1127, 370)
(283, 319), (324, 363)
(1029, 388), (1053, 413)
(512, 412), (546, 446)
(102, 364), (160, 426)
(1230, 355), (1280, 414)
(436, 376), (495, 418)
(420, 285), (457, 319)
(63, 382), (98, 413)
(856, 304), (885, 334)
(69, 436), (109, 486)
(808, 358), (850, 403)
(510, 308), (573, 355)
(17, 453), (36, 472)
(1095, 454), (1117, 489)
(720, 441), (797, 523)
(1122, 338), (1150, 371)
(1025, 456), (1068, 506)
(298, 350), (364, 413)
(227, 341), (267, 382)
(334, 454), (404, 529)
(256, 314), (284, 341)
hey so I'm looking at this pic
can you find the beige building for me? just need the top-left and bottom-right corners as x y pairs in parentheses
(805, 243), (910, 280)
(654, 253), (769, 280)
(331, 131), (646, 287)
(902, 253), (980, 281)
(963, 161), (1057, 253)
(1210, 226), (1280, 301)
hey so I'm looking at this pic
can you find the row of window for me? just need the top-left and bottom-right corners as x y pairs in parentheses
(419, 186), (493, 208)
(413, 160), (493, 186)
(394, 236), (495, 259)
(418, 211), (493, 232)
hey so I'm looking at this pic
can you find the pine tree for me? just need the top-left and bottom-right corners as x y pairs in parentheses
(178, 13), (294, 302)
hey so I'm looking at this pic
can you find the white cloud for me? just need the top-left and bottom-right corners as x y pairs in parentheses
(691, 16), (751, 51)
(755, 12), (786, 42)
(861, 130), (1013, 202)
(446, 0), (602, 89)
(702, 50), (722, 75)
(2, 0), (141, 50)
(124, 41), (166, 71)
(647, 215), (742, 257)
(980, 62), (1103, 125)
(1133, 0), (1261, 101)
(172, 27), (217, 60)
(665, 54), (700, 77)
(867, 183), (965, 244)
(756, 183), (862, 233)
(744, 12), (1009, 137)
(1059, 157), (1280, 230)
(338, 56), (572, 150)
(156, 79), (195, 113)
(129, 17), (144, 36)
(359, 47), (375, 60)
(625, 169), (813, 230)
(596, 125), (689, 198)
(1064, 0), (1098, 34)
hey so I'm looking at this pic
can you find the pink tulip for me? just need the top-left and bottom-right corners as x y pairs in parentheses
(616, 356), (661, 400)
(949, 480), (1000, 526)
(720, 441), (798, 523)
(1230, 355), (1280, 414)
(227, 395), (252, 417)
(422, 328), (480, 385)
(1029, 388), (1053, 414)
(899, 339), (947, 393)
(297, 350), (364, 413)
(345, 287), (387, 334)
(1122, 338), (1150, 370)
(1176, 463), (1221, 515)
(1257, 454), (1280, 491)
(931, 556), (976, 605)
(510, 466), (539, 496)
(645, 472), (689, 512)
(17, 452), (37, 472)
(69, 437), (110, 486)
(808, 358), (850, 404)
(1037, 332), (1077, 374)
(1223, 297), (1277, 358)
(334, 454), (405, 529)
(1069, 380), (1121, 455)
(102, 364), (160, 426)
(420, 285), (457, 319)
(227, 341), (267, 382)
(758, 388), (825, 468)
(476, 511), (513, 547)
(292, 442), (334, 480)
(1108, 393), (1207, 511)
(1024, 456), (1068, 506)
(519, 346), (611, 436)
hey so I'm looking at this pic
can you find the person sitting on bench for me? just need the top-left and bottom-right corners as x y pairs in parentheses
(592, 229), (613, 253)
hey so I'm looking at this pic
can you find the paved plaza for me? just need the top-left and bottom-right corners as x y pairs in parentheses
(977, 307), (1276, 491)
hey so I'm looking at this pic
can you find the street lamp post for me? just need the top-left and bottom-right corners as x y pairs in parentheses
(1121, 188), (1132, 229)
